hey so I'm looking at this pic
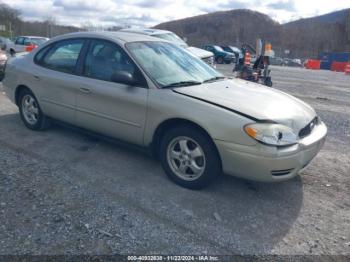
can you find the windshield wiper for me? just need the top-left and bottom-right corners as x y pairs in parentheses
(203, 76), (226, 83)
(162, 80), (202, 89)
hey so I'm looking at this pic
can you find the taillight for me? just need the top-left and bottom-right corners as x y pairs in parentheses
(0, 53), (6, 66)
(0, 53), (6, 61)
(1, 53), (7, 79)
(25, 44), (38, 52)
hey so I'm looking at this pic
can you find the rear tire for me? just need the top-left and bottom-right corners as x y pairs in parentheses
(160, 126), (221, 189)
(18, 88), (50, 130)
(10, 49), (15, 57)
(216, 56), (224, 64)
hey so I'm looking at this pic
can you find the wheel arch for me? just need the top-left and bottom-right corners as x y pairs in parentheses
(151, 118), (221, 164)
(15, 85), (31, 106)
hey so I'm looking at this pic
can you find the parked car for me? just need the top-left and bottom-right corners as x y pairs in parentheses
(3, 32), (327, 189)
(120, 28), (215, 66)
(292, 58), (302, 64)
(202, 45), (235, 64)
(0, 50), (7, 81)
(270, 57), (284, 66)
(7, 36), (49, 56)
(0, 37), (12, 51)
(282, 58), (303, 67)
(221, 45), (243, 61)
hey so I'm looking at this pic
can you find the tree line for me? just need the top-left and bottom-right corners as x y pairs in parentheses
(0, 3), (83, 39)
(0, 2), (126, 40)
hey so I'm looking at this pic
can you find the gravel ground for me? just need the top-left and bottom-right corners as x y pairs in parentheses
(0, 65), (349, 256)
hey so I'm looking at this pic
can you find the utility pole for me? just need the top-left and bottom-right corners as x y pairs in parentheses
(9, 21), (13, 40)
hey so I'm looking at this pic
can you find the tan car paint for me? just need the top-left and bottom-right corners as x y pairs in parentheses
(3, 32), (327, 182)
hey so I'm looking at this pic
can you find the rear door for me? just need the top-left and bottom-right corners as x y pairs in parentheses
(75, 39), (148, 145)
(32, 38), (86, 124)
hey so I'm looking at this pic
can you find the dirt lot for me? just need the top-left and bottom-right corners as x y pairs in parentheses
(0, 65), (349, 256)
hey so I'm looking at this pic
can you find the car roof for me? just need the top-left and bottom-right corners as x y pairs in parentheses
(119, 28), (172, 36)
(49, 31), (163, 44)
(17, 36), (49, 39)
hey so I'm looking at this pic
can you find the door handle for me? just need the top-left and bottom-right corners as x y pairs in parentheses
(79, 87), (91, 94)
(33, 75), (40, 81)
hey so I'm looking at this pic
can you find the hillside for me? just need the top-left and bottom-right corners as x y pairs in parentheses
(283, 9), (350, 58)
(155, 9), (283, 49)
(155, 8), (350, 58)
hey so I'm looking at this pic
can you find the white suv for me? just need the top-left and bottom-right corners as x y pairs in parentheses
(120, 28), (215, 66)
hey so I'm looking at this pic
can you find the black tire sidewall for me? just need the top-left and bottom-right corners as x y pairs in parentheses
(265, 77), (273, 87)
(18, 89), (46, 130)
(217, 57), (224, 64)
(160, 126), (221, 189)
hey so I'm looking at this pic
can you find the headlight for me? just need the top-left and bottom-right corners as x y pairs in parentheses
(244, 123), (298, 146)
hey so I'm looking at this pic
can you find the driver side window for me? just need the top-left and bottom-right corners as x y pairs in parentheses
(83, 40), (136, 82)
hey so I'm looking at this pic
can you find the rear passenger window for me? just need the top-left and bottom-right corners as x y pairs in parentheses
(34, 45), (51, 63)
(41, 39), (83, 74)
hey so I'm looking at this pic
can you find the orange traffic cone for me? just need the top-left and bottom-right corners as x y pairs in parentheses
(345, 62), (350, 75)
(244, 52), (251, 65)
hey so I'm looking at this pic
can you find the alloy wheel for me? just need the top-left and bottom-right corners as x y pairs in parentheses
(166, 136), (206, 181)
(21, 94), (39, 125)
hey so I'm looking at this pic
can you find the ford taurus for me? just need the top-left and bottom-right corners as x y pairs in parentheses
(2, 32), (327, 189)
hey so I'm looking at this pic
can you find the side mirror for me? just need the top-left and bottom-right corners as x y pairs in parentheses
(111, 71), (138, 86)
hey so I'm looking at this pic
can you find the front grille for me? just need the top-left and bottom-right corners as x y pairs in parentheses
(271, 168), (294, 176)
(299, 117), (318, 138)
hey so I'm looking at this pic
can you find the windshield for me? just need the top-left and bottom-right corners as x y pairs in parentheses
(30, 38), (47, 45)
(127, 41), (223, 88)
(153, 33), (188, 47)
(214, 45), (224, 52)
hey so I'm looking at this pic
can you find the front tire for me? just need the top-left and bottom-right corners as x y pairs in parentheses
(160, 126), (221, 189)
(264, 77), (273, 87)
(18, 89), (50, 130)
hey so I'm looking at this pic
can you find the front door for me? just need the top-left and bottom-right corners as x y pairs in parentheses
(75, 39), (148, 145)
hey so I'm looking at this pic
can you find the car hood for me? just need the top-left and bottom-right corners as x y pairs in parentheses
(174, 79), (316, 133)
(187, 46), (213, 59)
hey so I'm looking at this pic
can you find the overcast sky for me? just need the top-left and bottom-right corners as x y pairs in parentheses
(2, 0), (350, 28)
